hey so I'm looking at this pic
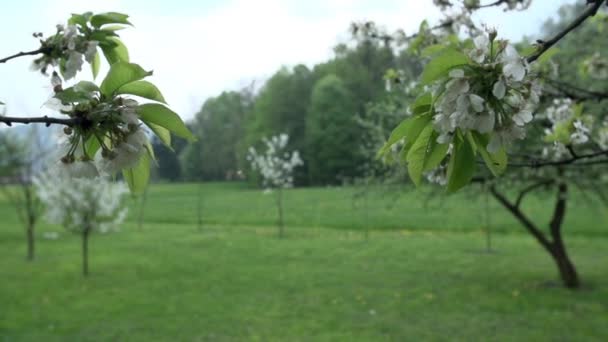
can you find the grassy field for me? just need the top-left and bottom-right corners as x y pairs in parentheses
(1, 182), (607, 341)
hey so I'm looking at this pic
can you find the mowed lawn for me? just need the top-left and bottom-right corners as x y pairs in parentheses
(1, 183), (607, 341)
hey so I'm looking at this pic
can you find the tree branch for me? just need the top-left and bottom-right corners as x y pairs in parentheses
(0, 115), (80, 127)
(0, 48), (45, 64)
(507, 149), (608, 168)
(515, 179), (554, 208)
(543, 77), (608, 102)
(489, 185), (554, 253)
(526, 0), (606, 63)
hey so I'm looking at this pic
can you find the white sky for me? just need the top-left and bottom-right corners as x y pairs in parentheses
(0, 0), (574, 122)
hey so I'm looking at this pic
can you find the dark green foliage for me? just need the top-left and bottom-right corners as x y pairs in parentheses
(306, 74), (361, 184)
(181, 91), (249, 181)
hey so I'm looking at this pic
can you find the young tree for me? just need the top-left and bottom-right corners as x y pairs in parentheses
(0, 128), (45, 260)
(34, 171), (128, 276)
(247, 134), (303, 238)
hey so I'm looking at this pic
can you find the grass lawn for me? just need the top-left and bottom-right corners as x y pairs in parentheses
(1, 182), (607, 341)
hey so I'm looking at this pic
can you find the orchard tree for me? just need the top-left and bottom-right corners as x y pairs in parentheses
(0, 129), (45, 261)
(34, 170), (128, 276)
(375, 0), (608, 289)
(247, 134), (303, 238)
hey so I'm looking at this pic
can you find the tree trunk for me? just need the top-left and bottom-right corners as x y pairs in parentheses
(82, 230), (90, 277)
(197, 183), (203, 232)
(26, 223), (35, 261)
(490, 182), (581, 289)
(549, 182), (580, 288)
(550, 245), (580, 288)
(277, 188), (284, 238)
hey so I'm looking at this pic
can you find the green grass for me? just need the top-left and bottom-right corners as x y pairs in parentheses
(1, 182), (607, 341)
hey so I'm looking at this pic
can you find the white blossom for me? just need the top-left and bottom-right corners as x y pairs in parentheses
(492, 80), (506, 99)
(469, 34), (489, 64)
(34, 172), (128, 234)
(96, 128), (148, 174)
(247, 134), (303, 190)
(64, 51), (84, 80)
(501, 45), (527, 81)
(84, 41), (98, 63)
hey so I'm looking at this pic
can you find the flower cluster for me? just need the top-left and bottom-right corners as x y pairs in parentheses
(425, 165), (448, 186)
(49, 92), (149, 178)
(432, 29), (541, 153)
(247, 134), (303, 189)
(34, 170), (128, 234)
(582, 52), (608, 80)
(30, 24), (98, 80)
(541, 99), (594, 159)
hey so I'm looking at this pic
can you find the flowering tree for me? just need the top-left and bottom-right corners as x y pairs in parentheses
(0, 12), (194, 194)
(247, 134), (303, 238)
(0, 129), (45, 261)
(371, 0), (608, 288)
(34, 171), (128, 276)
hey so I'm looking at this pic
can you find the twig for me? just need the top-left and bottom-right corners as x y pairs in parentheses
(515, 179), (554, 208)
(507, 149), (608, 168)
(0, 115), (80, 127)
(0, 48), (45, 64)
(544, 77), (608, 102)
(527, 0), (606, 63)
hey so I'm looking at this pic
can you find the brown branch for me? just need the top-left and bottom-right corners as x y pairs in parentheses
(489, 185), (554, 253)
(515, 179), (554, 208)
(0, 48), (45, 64)
(0, 115), (80, 127)
(527, 0), (606, 63)
(543, 77), (608, 102)
(507, 149), (608, 168)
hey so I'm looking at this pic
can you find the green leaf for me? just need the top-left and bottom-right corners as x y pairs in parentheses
(378, 118), (412, 156)
(420, 49), (469, 85)
(101, 25), (127, 32)
(145, 140), (157, 163)
(421, 44), (446, 58)
(116, 81), (166, 104)
(90, 12), (132, 29)
(446, 134), (476, 193)
(406, 113), (433, 144)
(100, 62), (152, 97)
(74, 81), (100, 93)
(145, 122), (172, 149)
(422, 135), (449, 172)
(54, 88), (92, 103)
(406, 124), (449, 185)
(68, 12), (93, 27)
(91, 51), (100, 79)
(410, 92), (432, 115)
(471, 132), (507, 176)
(137, 104), (195, 142)
(406, 124), (435, 186)
(122, 150), (150, 195)
(83, 135), (101, 159)
(100, 37), (129, 65)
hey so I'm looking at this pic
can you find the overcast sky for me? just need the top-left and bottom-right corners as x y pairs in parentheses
(0, 0), (575, 122)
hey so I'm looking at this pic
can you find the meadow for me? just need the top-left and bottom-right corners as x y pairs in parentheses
(1, 182), (607, 341)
